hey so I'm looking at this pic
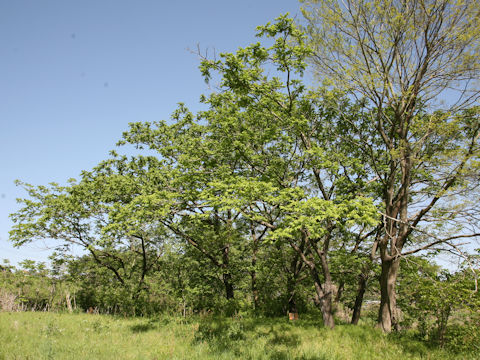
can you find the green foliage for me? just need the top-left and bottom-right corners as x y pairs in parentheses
(398, 257), (480, 351)
(0, 259), (72, 312)
(301, 0), (480, 332)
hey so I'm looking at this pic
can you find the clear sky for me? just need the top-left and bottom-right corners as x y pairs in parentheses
(0, 0), (303, 265)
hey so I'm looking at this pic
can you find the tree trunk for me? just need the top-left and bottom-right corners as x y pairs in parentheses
(222, 245), (234, 300)
(287, 252), (303, 315)
(317, 245), (335, 329)
(251, 270), (258, 309)
(223, 272), (234, 300)
(288, 234), (335, 328)
(437, 307), (451, 347)
(378, 258), (401, 332)
(315, 281), (335, 329)
(310, 265), (335, 329)
(251, 246), (259, 309)
(351, 274), (367, 325)
(335, 281), (344, 304)
(288, 297), (297, 314)
(66, 292), (73, 313)
(287, 277), (297, 313)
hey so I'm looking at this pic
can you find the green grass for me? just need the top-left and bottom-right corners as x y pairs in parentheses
(0, 312), (473, 359)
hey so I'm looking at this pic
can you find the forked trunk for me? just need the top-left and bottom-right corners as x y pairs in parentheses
(288, 297), (297, 314)
(287, 277), (298, 313)
(378, 258), (401, 332)
(288, 234), (335, 329)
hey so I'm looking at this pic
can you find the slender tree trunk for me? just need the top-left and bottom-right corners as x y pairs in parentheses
(335, 281), (344, 304)
(251, 269), (258, 309)
(437, 307), (451, 347)
(222, 245), (234, 300)
(378, 258), (401, 332)
(351, 274), (367, 325)
(287, 251), (303, 314)
(251, 244), (259, 309)
(377, 128), (411, 331)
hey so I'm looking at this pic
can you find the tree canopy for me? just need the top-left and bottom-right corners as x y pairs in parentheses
(301, 0), (480, 331)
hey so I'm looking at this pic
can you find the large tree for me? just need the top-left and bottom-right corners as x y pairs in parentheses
(195, 16), (378, 327)
(118, 16), (378, 327)
(301, 0), (480, 331)
(10, 16), (378, 325)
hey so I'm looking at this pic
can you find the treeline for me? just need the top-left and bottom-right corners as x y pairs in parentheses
(4, 0), (480, 351)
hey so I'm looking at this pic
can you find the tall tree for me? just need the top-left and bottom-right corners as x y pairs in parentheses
(10, 16), (379, 325)
(192, 16), (378, 328)
(301, 0), (480, 331)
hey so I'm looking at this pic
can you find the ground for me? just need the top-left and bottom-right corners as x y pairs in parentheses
(0, 312), (473, 359)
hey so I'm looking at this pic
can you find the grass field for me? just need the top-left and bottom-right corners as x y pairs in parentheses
(0, 312), (473, 359)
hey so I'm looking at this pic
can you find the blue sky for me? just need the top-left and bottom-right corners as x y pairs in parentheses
(0, 0), (303, 265)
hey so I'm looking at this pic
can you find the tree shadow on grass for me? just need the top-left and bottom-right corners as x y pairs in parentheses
(267, 328), (300, 347)
(191, 316), (316, 359)
(192, 317), (246, 353)
(196, 317), (449, 359)
(129, 319), (158, 333)
(333, 324), (442, 359)
(268, 351), (329, 360)
(386, 330), (438, 358)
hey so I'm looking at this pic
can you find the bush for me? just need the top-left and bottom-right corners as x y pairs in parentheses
(442, 321), (480, 353)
